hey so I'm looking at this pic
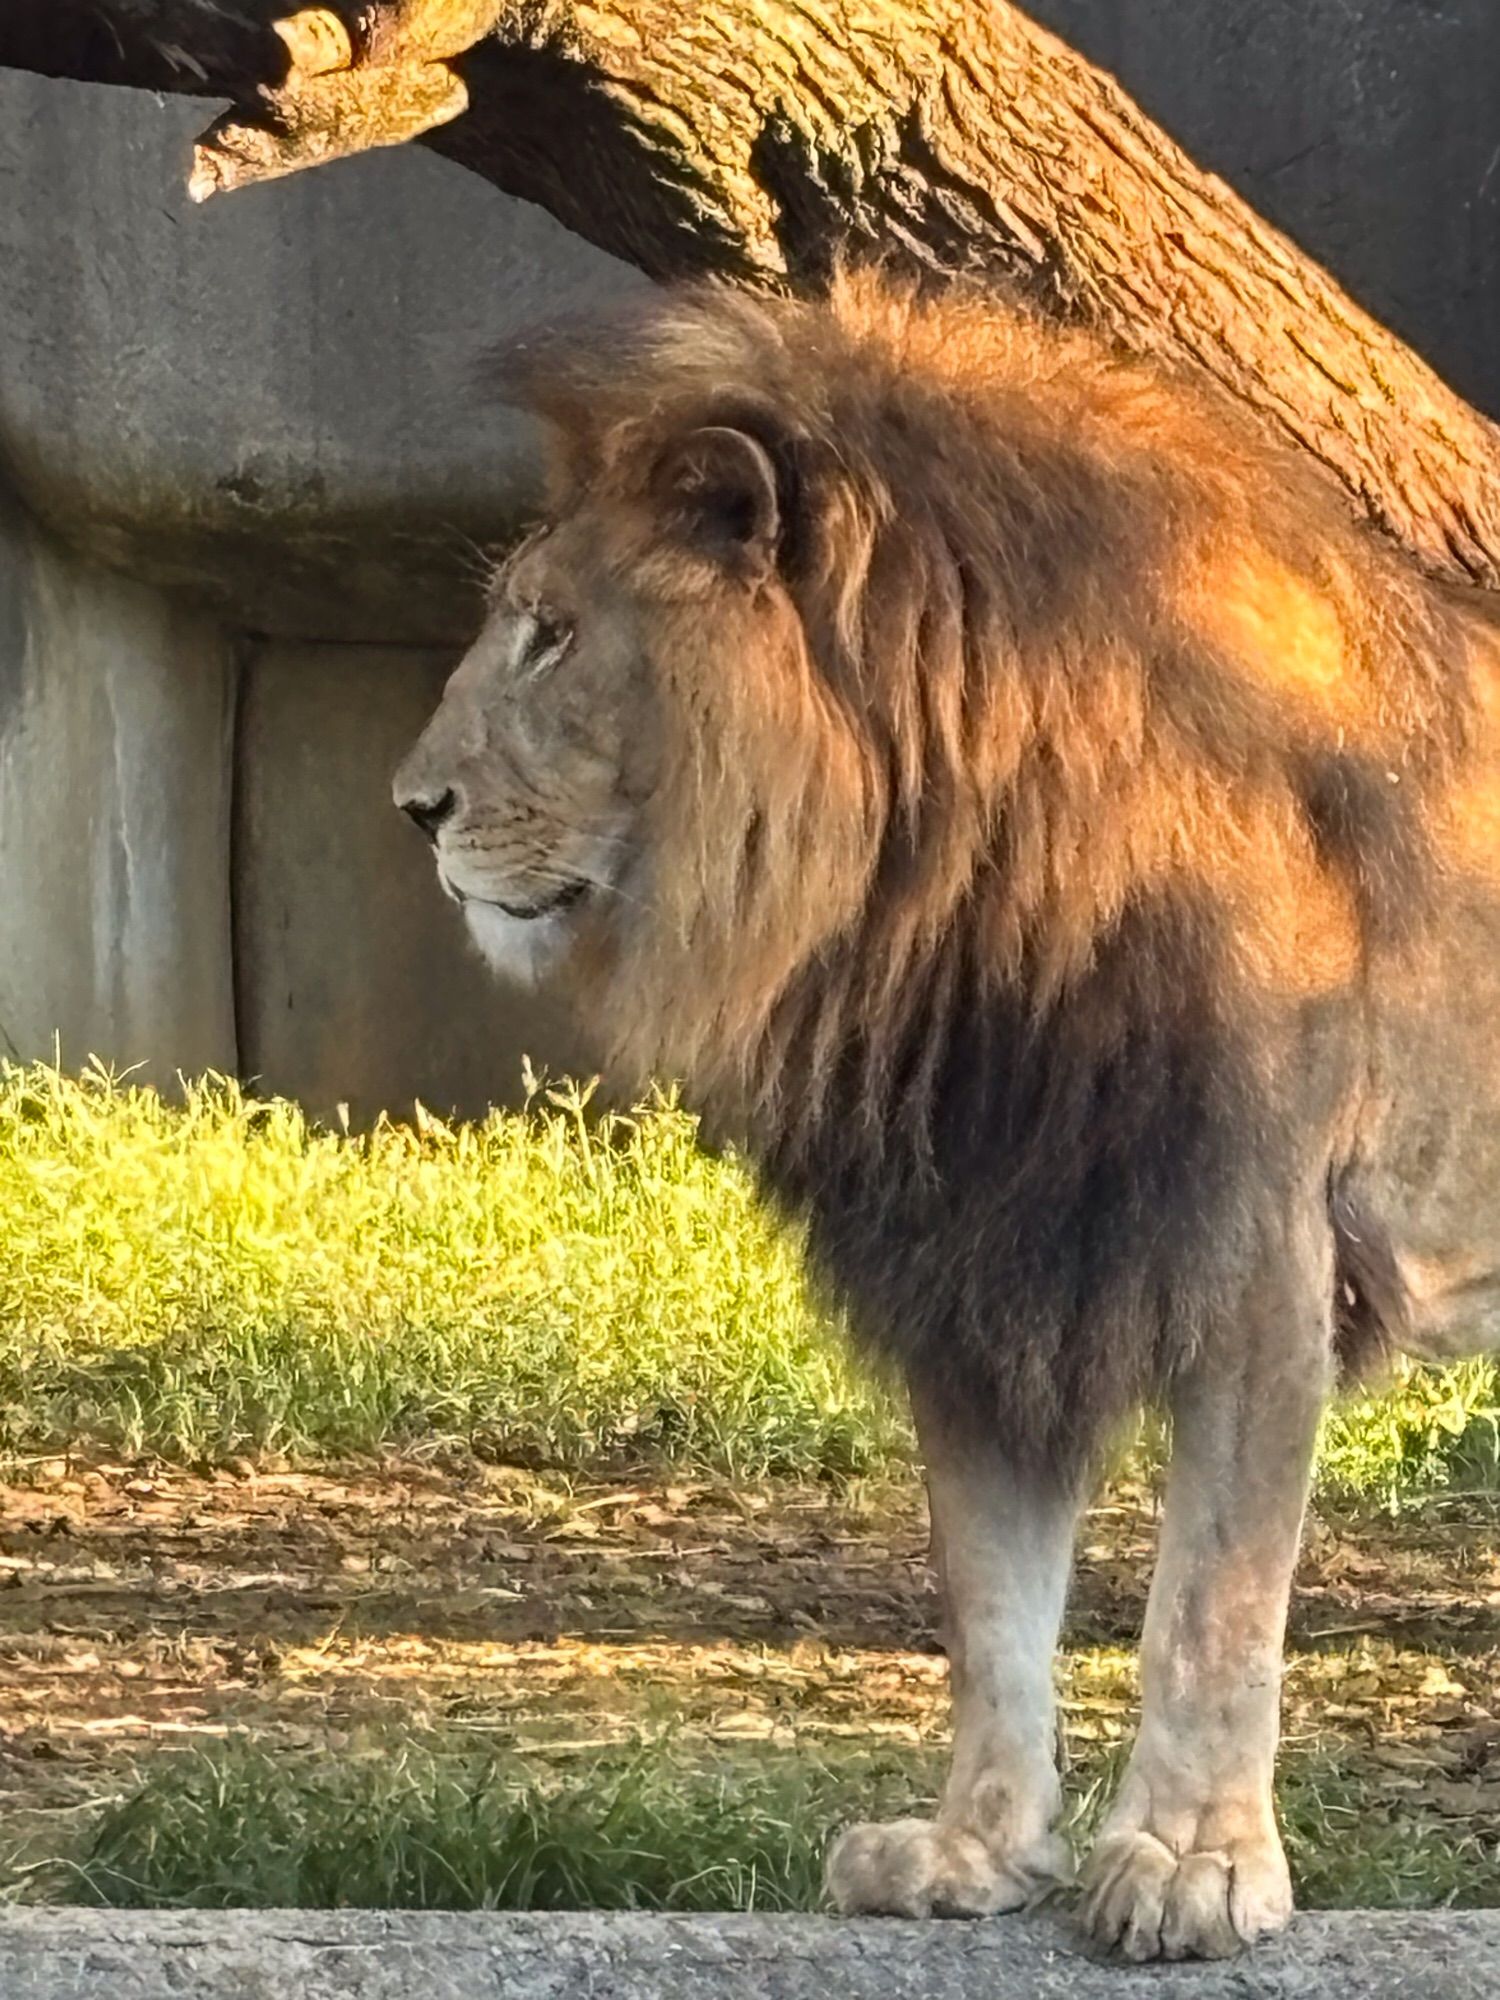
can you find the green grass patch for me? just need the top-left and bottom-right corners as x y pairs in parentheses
(0, 1061), (1494, 1501)
(1318, 1360), (1500, 1510)
(26, 1737), (1498, 1915)
(1280, 1760), (1500, 1913)
(31, 1741), (928, 1915)
(0, 1062), (897, 1482)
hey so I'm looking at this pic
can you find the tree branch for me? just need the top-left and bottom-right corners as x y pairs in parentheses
(0, 2), (291, 95)
(187, 10), (472, 200)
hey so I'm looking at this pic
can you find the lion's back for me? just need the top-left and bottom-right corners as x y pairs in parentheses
(500, 266), (1500, 1466)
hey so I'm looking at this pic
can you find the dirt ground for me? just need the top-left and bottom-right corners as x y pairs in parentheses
(2, 1459), (1498, 1885)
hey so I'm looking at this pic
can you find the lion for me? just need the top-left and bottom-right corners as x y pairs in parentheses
(394, 268), (1500, 1959)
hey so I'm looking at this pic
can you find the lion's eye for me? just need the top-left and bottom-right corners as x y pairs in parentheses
(522, 612), (574, 678)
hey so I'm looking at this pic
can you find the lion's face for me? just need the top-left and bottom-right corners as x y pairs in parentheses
(397, 418), (879, 1060)
(393, 518), (663, 985)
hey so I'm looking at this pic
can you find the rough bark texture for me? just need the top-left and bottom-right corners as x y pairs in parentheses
(4, 1908), (1500, 2000)
(3, 1), (1500, 591)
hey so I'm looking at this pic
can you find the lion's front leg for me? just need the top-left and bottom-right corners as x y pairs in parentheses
(1080, 1217), (1334, 1962)
(827, 1382), (1081, 1919)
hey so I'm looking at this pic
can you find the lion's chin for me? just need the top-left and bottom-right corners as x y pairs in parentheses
(462, 899), (575, 988)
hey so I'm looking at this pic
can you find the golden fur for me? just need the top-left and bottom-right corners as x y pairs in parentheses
(508, 270), (1468, 1078)
(399, 268), (1497, 1465)
(396, 269), (1500, 1955)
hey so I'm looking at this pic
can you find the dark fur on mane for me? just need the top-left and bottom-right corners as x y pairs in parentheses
(496, 269), (1488, 1477)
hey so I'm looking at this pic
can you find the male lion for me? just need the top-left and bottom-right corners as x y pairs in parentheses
(394, 270), (1500, 1959)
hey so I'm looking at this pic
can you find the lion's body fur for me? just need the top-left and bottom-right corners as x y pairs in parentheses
(398, 269), (1500, 1945)
(408, 269), (1500, 1475)
(480, 271), (1500, 1472)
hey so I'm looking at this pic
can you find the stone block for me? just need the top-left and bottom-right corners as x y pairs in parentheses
(2, 1908), (1498, 2000)
(0, 491), (237, 1081)
(0, 71), (647, 645)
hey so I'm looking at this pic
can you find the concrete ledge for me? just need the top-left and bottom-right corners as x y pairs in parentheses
(3, 1908), (1497, 1999)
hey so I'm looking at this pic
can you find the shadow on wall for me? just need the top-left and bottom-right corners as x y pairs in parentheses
(0, 490), (594, 1122)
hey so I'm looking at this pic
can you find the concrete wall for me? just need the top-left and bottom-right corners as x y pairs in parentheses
(0, 5), (1497, 1114)
(0, 67), (640, 1112)
(0, 501), (589, 1107)
(0, 491), (237, 1082)
(0, 72), (647, 644)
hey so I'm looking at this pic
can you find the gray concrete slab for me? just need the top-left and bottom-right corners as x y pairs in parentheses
(2, 1908), (1497, 2000)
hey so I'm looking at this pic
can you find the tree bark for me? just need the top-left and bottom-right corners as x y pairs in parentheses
(3, 1), (1499, 592)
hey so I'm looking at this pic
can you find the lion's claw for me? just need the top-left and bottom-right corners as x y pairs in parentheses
(826, 1817), (1073, 1920)
(1080, 1826), (1292, 1961)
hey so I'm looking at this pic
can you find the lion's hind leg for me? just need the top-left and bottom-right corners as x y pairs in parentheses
(826, 1382), (1081, 1919)
(1080, 1209), (1334, 1960)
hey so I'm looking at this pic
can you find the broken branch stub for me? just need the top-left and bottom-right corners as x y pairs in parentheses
(188, 7), (469, 201)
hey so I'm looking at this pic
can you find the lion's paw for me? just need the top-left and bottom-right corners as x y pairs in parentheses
(826, 1817), (1073, 1920)
(1079, 1826), (1292, 1961)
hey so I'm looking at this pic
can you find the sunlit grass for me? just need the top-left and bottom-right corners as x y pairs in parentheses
(0, 1061), (1494, 1501)
(0, 1061), (896, 1482)
(1318, 1359), (1499, 1509)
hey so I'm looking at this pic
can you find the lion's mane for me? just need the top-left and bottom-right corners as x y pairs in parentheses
(502, 270), (1489, 1472)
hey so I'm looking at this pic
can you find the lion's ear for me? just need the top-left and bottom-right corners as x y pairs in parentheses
(655, 426), (783, 584)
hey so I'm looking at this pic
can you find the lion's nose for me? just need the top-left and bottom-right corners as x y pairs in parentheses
(399, 787), (457, 844)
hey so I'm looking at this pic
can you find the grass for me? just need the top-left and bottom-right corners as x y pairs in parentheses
(28, 1732), (1497, 1917)
(3, 1062), (1494, 1920)
(30, 1742), (894, 1915)
(1280, 1762), (1500, 1913)
(0, 1060), (1494, 1503)
(0, 1061), (899, 1483)
(1319, 1360), (1500, 1509)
